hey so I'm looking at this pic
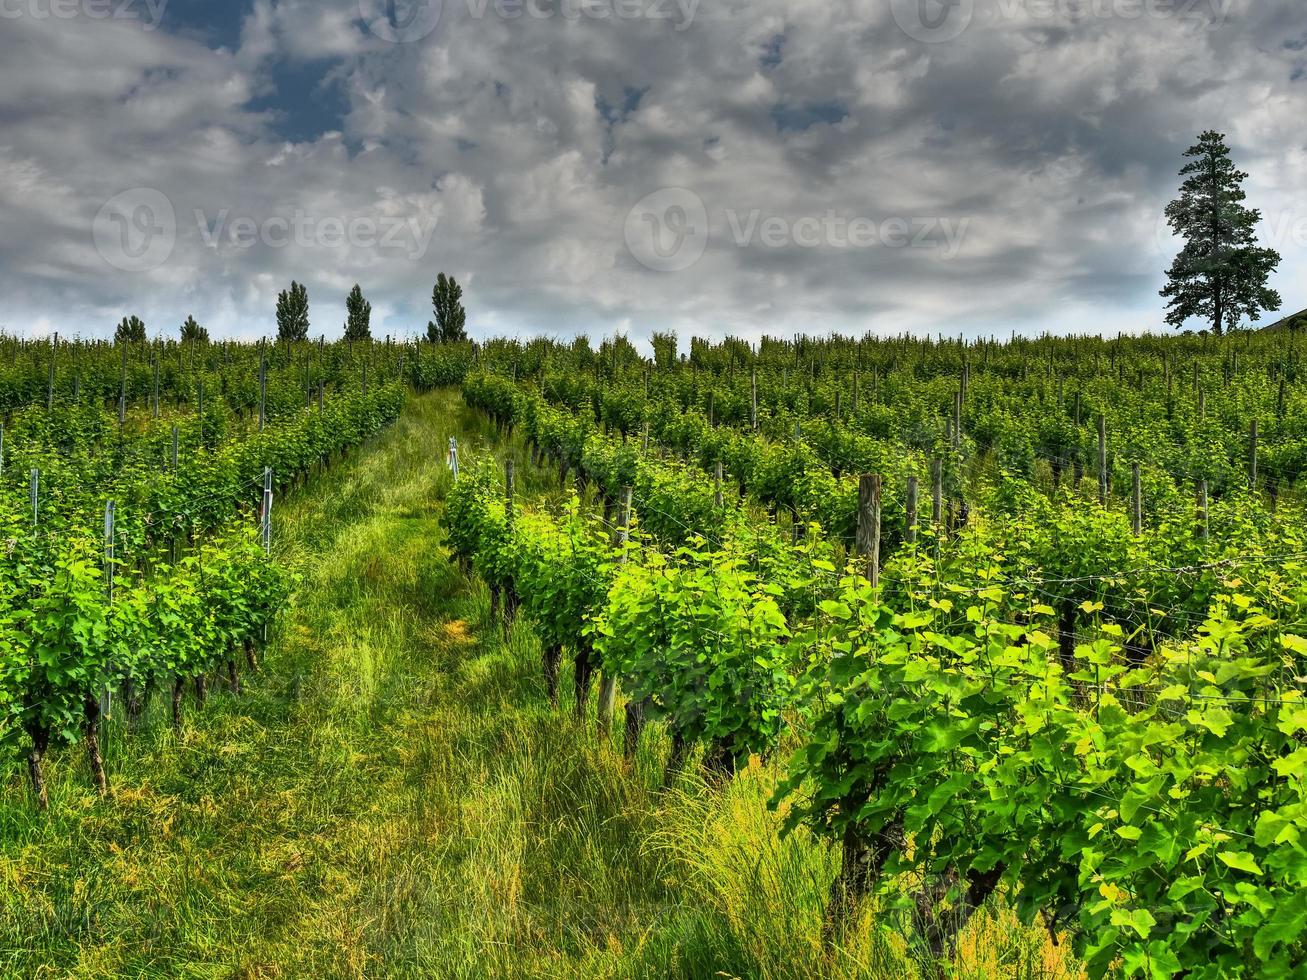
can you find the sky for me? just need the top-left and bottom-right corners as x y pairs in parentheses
(0, 0), (1303, 347)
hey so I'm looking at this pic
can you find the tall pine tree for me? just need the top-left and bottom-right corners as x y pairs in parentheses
(344, 284), (372, 342)
(276, 281), (310, 342)
(427, 273), (467, 343)
(1161, 131), (1280, 336)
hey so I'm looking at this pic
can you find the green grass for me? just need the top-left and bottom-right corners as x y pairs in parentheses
(0, 390), (1079, 979)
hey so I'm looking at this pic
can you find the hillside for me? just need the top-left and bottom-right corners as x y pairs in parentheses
(1260, 307), (1307, 331)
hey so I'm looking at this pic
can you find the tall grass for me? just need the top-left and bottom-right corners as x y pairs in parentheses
(0, 391), (1081, 978)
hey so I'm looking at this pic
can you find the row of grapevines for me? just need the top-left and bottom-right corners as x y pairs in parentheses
(0, 381), (406, 808)
(446, 450), (1307, 976)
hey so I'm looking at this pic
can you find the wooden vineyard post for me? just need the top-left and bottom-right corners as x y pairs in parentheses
(599, 487), (632, 737)
(171, 424), (179, 472)
(856, 474), (881, 589)
(448, 437), (459, 480)
(119, 342), (127, 426)
(261, 468), (273, 555)
(952, 390), (962, 449)
(714, 462), (724, 509)
(750, 367), (758, 432)
(905, 475), (919, 545)
(1196, 479), (1209, 540)
(104, 501), (116, 604)
(1249, 419), (1258, 491)
(99, 499), (116, 730)
(258, 346), (267, 432)
(74, 497), (117, 797)
(1131, 463), (1142, 536)
(152, 354), (160, 419)
(932, 458), (943, 532)
(1097, 415), (1108, 505)
(47, 333), (56, 410)
(504, 459), (514, 530)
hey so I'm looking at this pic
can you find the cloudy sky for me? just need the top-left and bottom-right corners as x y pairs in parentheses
(0, 0), (1303, 345)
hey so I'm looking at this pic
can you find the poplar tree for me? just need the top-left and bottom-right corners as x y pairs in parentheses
(427, 273), (467, 343)
(276, 281), (310, 342)
(344, 284), (372, 342)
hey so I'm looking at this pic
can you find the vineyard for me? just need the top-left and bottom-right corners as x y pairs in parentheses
(3, 328), (1306, 978)
(451, 328), (1307, 979)
(0, 335), (406, 806)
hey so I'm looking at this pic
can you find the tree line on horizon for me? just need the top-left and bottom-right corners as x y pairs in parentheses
(112, 272), (469, 346)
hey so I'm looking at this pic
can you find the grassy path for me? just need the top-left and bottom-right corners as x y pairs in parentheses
(0, 391), (1072, 979)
